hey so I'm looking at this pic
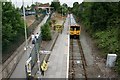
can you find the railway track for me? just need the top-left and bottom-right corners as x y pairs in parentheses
(69, 39), (87, 80)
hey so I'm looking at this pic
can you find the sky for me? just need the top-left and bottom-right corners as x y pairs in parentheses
(11, 0), (84, 8)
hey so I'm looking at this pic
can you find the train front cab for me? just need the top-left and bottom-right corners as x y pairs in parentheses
(70, 25), (80, 39)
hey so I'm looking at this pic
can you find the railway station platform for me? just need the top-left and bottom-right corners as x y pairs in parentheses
(36, 15), (70, 78)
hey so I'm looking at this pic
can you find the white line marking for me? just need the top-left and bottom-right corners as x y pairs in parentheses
(66, 34), (69, 78)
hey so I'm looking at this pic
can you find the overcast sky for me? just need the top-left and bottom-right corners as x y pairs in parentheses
(11, 0), (84, 8)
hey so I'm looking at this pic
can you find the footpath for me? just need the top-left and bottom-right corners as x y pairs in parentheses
(10, 15), (49, 78)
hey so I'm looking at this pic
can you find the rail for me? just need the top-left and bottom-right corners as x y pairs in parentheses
(71, 39), (75, 80)
(77, 40), (87, 80)
(69, 39), (87, 80)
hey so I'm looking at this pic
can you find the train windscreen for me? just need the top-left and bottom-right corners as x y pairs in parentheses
(70, 26), (80, 30)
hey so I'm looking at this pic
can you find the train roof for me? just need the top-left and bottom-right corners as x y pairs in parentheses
(70, 25), (80, 27)
(55, 24), (62, 26)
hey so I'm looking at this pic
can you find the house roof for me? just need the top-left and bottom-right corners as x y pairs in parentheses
(39, 3), (50, 7)
(35, 3), (51, 10)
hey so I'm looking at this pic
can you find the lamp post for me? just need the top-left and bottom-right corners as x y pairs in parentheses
(22, 0), (28, 50)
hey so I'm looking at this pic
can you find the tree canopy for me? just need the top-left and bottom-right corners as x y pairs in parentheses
(2, 2), (24, 54)
(50, 1), (61, 11)
(57, 5), (68, 15)
(50, 2), (68, 16)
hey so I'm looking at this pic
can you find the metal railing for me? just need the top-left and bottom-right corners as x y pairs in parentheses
(30, 34), (42, 69)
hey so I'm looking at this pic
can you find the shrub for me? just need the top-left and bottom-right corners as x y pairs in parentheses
(41, 23), (52, 41)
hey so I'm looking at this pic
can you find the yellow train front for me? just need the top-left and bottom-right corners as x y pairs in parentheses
(70, 25), (81, 39)
(69, 14), (81, 39)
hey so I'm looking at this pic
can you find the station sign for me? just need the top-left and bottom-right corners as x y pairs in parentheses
(41, 60), (48, 71)
(39, 50), (51, 54)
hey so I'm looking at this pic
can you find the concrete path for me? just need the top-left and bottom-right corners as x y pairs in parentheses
(37, 15), (70, 78)
(10, 15), (49, 78)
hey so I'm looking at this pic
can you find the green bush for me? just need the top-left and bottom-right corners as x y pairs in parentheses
(94, 29), (119, 55)
(41, 23), (52, 41)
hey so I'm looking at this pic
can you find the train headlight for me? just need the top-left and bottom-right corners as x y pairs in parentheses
(28, 73), (31, 76)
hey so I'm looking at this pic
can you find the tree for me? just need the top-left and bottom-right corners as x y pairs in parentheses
(50, 1), (60, 11)
(72, 2), (80, 16)
(27, 5), (30, 8)
(62, 3), (68, 15)
(56, 3), (68, 16)
(30, 4), (36, 11)
(68, 7), (72, 13)
(73, 2), (79, 8)
(90, 3), (108, 32)
(2, 2), (24, 53)
(62, 3), (68, 8)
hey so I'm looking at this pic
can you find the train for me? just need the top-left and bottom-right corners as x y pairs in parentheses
(20, 10), (36, 16)
(69, 14), (81, 39)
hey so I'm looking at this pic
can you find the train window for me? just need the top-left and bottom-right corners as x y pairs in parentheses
(70, 28), (73, 30)
(76, 27), (80, 30)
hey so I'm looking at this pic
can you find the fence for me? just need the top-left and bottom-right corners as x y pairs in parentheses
(30, 34), (42, 69)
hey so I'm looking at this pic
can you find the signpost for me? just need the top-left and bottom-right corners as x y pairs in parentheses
(39, 50), (51, 72)
(41, 60), (48, 71)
